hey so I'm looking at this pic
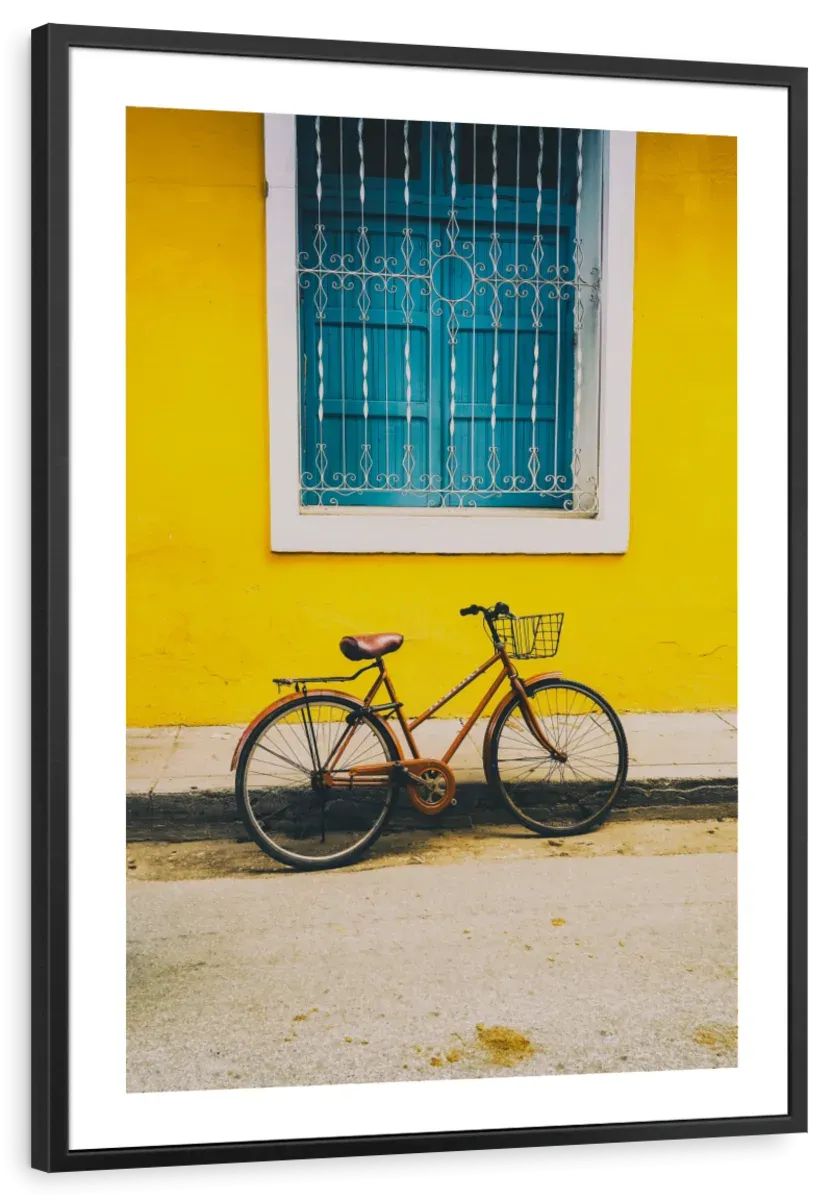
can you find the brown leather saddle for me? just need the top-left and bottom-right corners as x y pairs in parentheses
(339, 632), (404, 662)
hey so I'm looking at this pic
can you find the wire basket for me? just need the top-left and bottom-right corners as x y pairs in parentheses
(491, 611), (564, 660)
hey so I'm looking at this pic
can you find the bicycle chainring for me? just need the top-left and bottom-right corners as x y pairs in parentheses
(405, 759), (457, 815)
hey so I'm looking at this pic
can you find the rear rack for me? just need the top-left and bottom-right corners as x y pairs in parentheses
(273, 662), (378, 687)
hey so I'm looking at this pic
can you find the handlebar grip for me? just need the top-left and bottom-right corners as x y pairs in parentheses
(460, 604), (480, 616)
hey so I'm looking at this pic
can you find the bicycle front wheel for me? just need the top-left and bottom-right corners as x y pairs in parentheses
(488, 678), (628, 836)
(236, 693), (399, 870)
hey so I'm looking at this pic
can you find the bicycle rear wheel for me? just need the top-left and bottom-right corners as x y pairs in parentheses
(235, 693), (398, 870)
(487, 678), (628, 836)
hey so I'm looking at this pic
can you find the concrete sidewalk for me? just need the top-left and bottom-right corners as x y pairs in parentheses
(127, 710), (737, 798)
(127, 711), (737, 837)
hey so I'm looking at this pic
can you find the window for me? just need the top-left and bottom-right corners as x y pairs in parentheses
(265, 115), (635, 552)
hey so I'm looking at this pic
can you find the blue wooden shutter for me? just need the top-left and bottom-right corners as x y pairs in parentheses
(296, 118), (583, 509)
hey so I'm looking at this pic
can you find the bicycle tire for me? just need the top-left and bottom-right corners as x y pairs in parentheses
(235, 691), (400, 870)
(489, 676), (624, 835)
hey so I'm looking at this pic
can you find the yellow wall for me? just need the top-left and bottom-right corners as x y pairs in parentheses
(127, 109), (736, 726)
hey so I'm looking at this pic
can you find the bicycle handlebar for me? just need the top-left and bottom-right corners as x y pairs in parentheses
(459, 601), (512, 619)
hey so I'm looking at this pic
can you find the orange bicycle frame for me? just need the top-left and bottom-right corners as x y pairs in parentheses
(324, 641), (565, 785)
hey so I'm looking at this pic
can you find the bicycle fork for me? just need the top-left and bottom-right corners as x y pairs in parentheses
(510, 676), (569, 763)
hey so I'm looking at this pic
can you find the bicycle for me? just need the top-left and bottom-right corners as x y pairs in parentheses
(232, 602), (628, 870)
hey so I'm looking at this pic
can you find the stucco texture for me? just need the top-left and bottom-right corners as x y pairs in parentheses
(126, 109), (736, 726)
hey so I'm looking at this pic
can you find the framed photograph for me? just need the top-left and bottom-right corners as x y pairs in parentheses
(31, 23), (807, 1172)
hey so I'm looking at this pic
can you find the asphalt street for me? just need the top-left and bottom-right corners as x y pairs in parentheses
(127, 850), (737, 1091)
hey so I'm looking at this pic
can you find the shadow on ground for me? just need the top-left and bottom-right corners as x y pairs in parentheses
(127, 817), (737, 880)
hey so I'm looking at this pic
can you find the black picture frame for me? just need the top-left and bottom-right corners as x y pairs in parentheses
(31, 22), (808, 1173)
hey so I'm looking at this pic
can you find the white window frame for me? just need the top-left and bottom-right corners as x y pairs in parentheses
(265, 115), (635, 554)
